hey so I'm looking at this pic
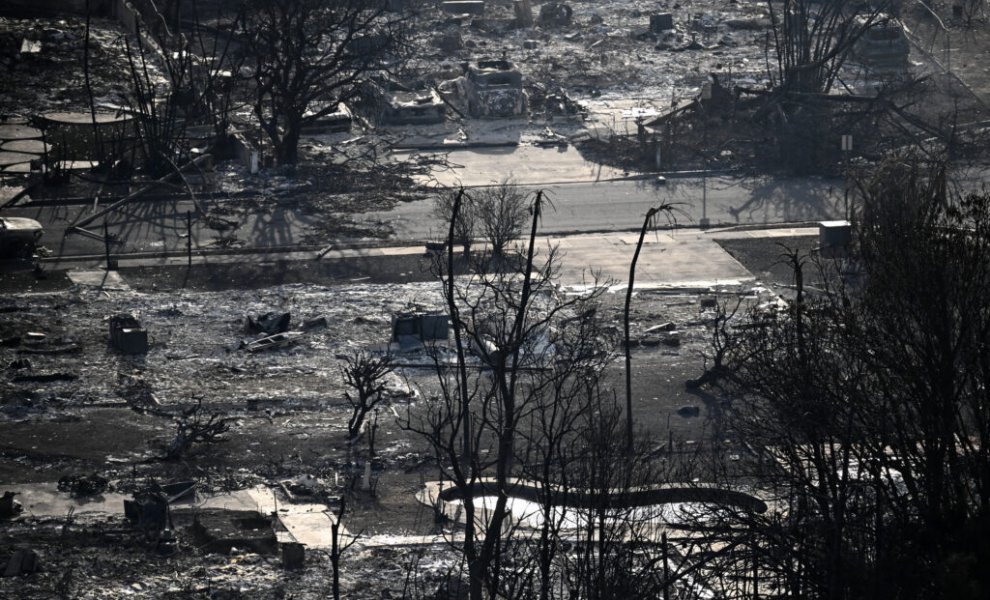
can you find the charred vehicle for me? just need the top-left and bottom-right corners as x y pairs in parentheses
(0, 217), (43, 258)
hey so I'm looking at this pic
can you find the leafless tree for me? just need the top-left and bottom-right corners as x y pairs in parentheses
(328, 497), (360, 600)
(758, 0), (893, 171)
(341, 350), (394, 443)
(164, 398), (232, 460)
(686, 296), (745, 390)
(182, 0), (247, 142)
(694, 153), (990, 598)
(765, 0), (890, 96)
(474, 177), (529, 259)
(515, 316), (616, 600)
(623, 204), (678, 452)
(117, 31), (191, 178)
(433, 179), (532, 264)
(406, 188), (626, 599)
(239, 0), (404, 165)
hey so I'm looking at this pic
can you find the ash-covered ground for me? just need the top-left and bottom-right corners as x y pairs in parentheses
(0, 265), (775, 598)
(2, 0), (988, 596)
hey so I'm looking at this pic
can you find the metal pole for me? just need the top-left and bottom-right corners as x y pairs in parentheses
(186, 210), (193, 267)
(844, 152), (849, 221)
(702, 168), (708, 227)
(104, 220), (111, 271)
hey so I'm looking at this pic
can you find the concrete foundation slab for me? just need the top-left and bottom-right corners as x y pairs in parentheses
(549, 231), (755, 289)
(67, 269), (130, 290)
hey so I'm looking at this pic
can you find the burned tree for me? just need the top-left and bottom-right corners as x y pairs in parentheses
(116, 32), (190, 178)
(182, 0), (247, 143)
(240, 0), (403, 165)
(341, 350), (394, 443)
(474, 177), (529, 259)
(164, 398), (232, 460)
(765, 0), (889, 95)
(623, 203), (677, 451)
(695, 154), (990, 599)
(406, 189), (622, 600)
(759, 0), (892, 171)
(432, 178), (531, 264)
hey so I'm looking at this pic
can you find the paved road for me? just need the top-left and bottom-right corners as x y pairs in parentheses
(375, 174), (846, 243)
(8, 173), (844, 260)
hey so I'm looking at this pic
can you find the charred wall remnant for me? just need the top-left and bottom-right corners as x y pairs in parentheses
(364, 81), (446, 125)
(109, 313), (148, 354)
(649, 13), (674, 33)
(391, 313), (449, 343)
(819, 220), (851, 258)
(464, 59), (527, 118)
(192, 510), (277, 555)
(851, 14), (910, 74)
(299, 103), (353, 135)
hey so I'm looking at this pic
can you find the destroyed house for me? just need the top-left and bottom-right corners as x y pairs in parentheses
(364, 81), (446, 125)
(300, 102), (352, 134)
(465, 59), (527, 118)
(852, 15), (909, 73)
(383, 89), (446, 125)
(391, 313), (449, 343)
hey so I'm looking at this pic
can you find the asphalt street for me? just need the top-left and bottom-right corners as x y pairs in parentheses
(374, 175), (846, 243)
(9, 172), (844, 260)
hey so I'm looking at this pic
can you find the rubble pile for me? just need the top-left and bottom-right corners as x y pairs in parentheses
(0, 16), (139, 115)
(405, 0), (770, 104)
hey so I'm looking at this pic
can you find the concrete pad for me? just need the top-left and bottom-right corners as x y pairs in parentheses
(1, 139), (47, 154)
(39, 111), (132, 125)
(0, 483), (129, 516)
(0, 124), (42, 141)
(55, 160), (99, 172)
(0, 483), (350, 548)
(276, 509), (351, 548)
(0, 151), (36, 166)
(67, 269), (131, 291)
(548, 231), (755, 289)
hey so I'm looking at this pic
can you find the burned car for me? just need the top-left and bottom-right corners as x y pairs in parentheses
(0, 216), (43, 258)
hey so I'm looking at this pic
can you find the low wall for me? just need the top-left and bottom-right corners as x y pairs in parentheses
(435, 478), (769, 514)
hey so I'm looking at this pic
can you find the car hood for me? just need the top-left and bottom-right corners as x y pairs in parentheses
(1, 217), (43, 232)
